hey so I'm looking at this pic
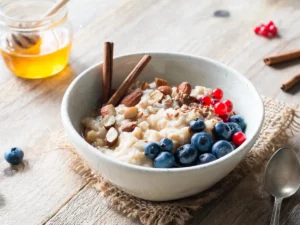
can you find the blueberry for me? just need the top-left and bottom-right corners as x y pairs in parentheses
(213, 122), (232, 140)
(198, 153), (217, 165)
(154, 152), (175, 168)
(144, 142), (161, 159)
(175, 144), (198, 166)
(227, 122), (242, 136)
(229, 115), (246, 131)
(191, 132), (213, 153)
(189, 118), (205, 133)
(212, 140), (234, 158)
(159, 138), (174, 152)
(4, 147), (24, 165)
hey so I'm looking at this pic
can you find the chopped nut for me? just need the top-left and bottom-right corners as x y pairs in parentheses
(124, 107), (138, 119)
(121, 121), (138, 132)
(155, 77), (168, 87)
(105, 127), (119, 146)
(102, 115), (116, 129)
(100, 104), (116, 117)
(150, 90), (164, 102)
(158, 86), (172, 95)
(140, 81), (150, 90)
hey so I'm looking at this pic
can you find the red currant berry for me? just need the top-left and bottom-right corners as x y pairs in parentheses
(232, 132), (246, 146)
(269, 25), (277, 36)
(223, 100), (233, 112)
(211, 99), (220, 106)
(211, 88), (223, 100)
(220, 114), (230, 122)
(214, 102), (227, 115)
(200, 95), (211, 106)
(254, 26), (260, 34)
(265, 21), (274, 29)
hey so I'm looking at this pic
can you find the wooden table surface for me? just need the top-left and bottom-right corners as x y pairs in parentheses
(1, 0), (300, 224)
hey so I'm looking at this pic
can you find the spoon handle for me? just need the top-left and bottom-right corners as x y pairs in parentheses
(270, 197), (283, 225)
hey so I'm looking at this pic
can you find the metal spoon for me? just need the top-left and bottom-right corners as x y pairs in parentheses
(264, 147), (300, 225)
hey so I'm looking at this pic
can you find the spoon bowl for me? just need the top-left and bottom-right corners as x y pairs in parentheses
(264, 147), (300, 225)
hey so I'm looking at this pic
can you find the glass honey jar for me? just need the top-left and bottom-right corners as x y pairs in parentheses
(0, 0), (73, 79)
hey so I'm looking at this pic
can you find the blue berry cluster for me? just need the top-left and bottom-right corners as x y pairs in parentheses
(144, 115), (246, 168)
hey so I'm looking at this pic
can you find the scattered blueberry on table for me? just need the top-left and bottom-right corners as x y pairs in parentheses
(4, 147), (24, 165)
(144, 87), (247, 168)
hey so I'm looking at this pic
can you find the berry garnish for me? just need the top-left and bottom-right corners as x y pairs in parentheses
(154, 152), (175, 168)
(227, 122), (242, 136)
(4, 147), (24, 165)
(213, 122), (232, 140)
(191, 132), (213, 153)
(190, 118), (206, 133)
(265, 20), (274, 29)
(211, 88), (223, 100)
(254, 21), (278, 38)
(212, 140), (234, 158)
(175, 144), (198, 166)
(198, 153), (216, 165)
(254, 26), (260, 35)
(199, 95), (211, 106)
(229, 115), (246, 131)
(223, 100), (233, 112)
(232, 132), (246, 146)
(159, 138), (174, 152)
(269, 25), (277, 36)
(214, 102), (227, 115)
(144, 142), (161, 159)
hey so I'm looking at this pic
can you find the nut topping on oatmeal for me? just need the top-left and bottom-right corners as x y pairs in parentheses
(150, 90), (164, 102)
(100, 104), (116, 117)
(102, 115), (116, 129)
(140, 81), (150, 90)
(155, 77), (168, 87)
(121, 89), (143, 107)
(121, 121), (138, 132)
(178, 82), (192, 95)
(105, 127), (119, 146)
(158, 85), (172, 95)
(124, 107), (138, 119)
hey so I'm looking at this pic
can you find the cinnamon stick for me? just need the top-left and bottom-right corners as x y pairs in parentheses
(281, 74), (300, 91)
(107, 55), (152, 106)
(102, 42), (114, 103)
(264, 49), (300, 66)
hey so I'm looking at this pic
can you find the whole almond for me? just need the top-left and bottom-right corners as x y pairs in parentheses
(100, 104), (116, 117)
(106, 127), (119, 146)
(121, 89), (143, 107)
(121, 121), (138, 132)
(158, 85), (172, 95)
(155, 77), (168, 87)
(178, 82), (192, 95)
(140, 81), (150, 90)
(124, 107), (138, 119)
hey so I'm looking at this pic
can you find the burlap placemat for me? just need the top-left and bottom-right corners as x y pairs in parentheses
(59, 97), (299, 225)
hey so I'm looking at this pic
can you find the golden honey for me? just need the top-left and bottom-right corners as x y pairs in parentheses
(1, 40), (72, 79)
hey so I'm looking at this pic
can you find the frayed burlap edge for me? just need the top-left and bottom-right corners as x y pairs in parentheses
(55, 97), (300, 225)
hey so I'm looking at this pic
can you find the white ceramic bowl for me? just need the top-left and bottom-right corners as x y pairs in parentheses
(61, 52), (264, 201)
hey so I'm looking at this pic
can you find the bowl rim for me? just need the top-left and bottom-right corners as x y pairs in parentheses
(61, 51), (264, 173)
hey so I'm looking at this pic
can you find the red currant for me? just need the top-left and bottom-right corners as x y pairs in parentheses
(265, 21), (274, 30)
(219, 114), (230, 122)
(211, 88), (223, 100)
(254, 26), (260, 34)
(260, 26), (269, 37)
(269, 25), (277, 36)
(232, 132), (246, 146)
(214, 102), (227, 115)
(200, 95), (211, 106)
(223, 100), (233, 112)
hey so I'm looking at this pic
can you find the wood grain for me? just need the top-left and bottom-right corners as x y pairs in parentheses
(1, 0), (300, 224)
